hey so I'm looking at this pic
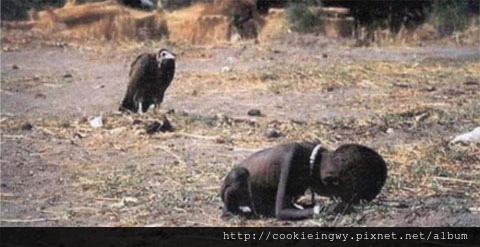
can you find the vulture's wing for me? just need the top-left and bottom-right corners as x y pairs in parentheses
(129, 53), (149, 77)
(120, 53), (152, 111)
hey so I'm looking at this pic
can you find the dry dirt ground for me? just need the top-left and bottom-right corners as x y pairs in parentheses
(1, 35), (479, 226)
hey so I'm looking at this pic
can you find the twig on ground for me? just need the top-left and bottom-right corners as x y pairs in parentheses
(433, 177), (479, 185)
(1, 218), (62, 223)
(156, 145), (187, 165)
(176, 132), (219, 140)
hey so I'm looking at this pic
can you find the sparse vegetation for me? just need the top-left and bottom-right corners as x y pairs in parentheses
(426, 0), (469, 36)
(286, 0), (323, 32)
(1, 0), (479, 228)
(1, 0), (65, 20)
(2, 43), (479, 226)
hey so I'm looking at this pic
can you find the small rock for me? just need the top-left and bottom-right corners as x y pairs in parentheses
(88, 116), (103, 128)
(215, 113), (227, 122)
(134, 129), (144, 136)
(145, 117), (173, 134)
(421, 86), (436, 92)
(79, 116), (88, 124)
(123, 197), (138, 206)
(109, 127), (126, 135)
(145, 122), (161, 134)
(21, 123), (34, 131)
(215, 137), (226, 144)
(464, 80), (478, 86)
(34, 93), (46, 99)
(247, 109), (262, 117)
(56, 42), (68, 48)
(386, 128), (394, 134)
(63, 73), (73, 78)
(60, 122), (70, 128)
(221, 66), (232, 73)
(266, 127), (282, 138)
(178, 111), (189, 117)
(451, 127), (480, 144)
(12, 64), (19, 70)
(111, 197), (138, 208)
(393, 82), (409, 88)
(132, 119), (143, 125)
(260, 73), (279, 81)
(322, 53), (328, 58)
(111, 201), (124, 209)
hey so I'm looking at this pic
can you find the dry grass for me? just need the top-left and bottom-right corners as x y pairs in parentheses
(2, 1), (479, 48)
(257, 9), (289, 42)
(2, 1), (168, 46)
(1, 2), (479, 226)
(355, 16), (480, 47)
(2, 52), (479, 226)
(4, 1), (247, 46)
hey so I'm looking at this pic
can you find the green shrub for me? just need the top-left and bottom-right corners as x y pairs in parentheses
(427, 0), (469, 36)
(286, 0), (323, 33)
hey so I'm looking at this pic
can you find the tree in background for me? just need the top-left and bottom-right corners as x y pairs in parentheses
(1, 0), (65, 20)
(427, 0), (469, 36)
(286, 0), (323, 33)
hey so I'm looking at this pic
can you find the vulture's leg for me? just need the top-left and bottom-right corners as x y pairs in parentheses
(138, 102), (143, 114)
(153, 104), (162, 114)
(147, 104), (155, 114)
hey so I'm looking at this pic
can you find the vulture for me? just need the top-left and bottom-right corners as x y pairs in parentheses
(119, 48), (176, 113)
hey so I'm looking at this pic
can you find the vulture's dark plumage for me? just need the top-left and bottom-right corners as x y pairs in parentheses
(119, 48), (176, 113)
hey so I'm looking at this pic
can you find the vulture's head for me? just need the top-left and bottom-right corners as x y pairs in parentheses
(156, 48), (176, 69)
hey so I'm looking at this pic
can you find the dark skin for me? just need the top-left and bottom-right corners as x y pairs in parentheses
(221, 142), (387, 220)
(221, 142), (336, 220)
(319, 144), (387, 203)
(220, 166), (258, 217)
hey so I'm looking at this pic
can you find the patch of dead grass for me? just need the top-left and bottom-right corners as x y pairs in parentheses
(1, 53), (479, 226)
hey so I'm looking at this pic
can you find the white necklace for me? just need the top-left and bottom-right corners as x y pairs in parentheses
(309, 144), (322, 176)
